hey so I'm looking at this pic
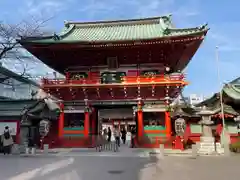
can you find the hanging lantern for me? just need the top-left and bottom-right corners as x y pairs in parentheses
(175, 118), (186, 136)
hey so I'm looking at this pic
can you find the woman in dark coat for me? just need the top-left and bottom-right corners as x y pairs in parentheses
(121, 127), (127, 144)
(107, 127), (112, 142)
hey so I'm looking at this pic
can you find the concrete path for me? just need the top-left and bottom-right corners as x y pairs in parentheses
(37, 144), (192, 157)
(2, 154), (240, 180)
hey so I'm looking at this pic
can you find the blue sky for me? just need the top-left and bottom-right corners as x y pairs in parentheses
(0, 0), (239, 97)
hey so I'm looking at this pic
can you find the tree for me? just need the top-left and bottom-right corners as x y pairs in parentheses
(0, 16), (53, 84)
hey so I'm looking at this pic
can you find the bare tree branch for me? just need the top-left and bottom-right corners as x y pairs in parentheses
(0, 16), (53, 85)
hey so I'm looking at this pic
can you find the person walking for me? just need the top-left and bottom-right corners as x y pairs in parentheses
(103, 128), (108, 141)
(107, 127), (112, 142)
(131, 126), (136, 148)
(121, 127), (127, 144)
(1, 126), (13, 155)
(114, 126), (121, 147)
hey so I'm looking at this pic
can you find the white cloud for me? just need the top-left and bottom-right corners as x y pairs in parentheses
(208, 32), (240, 52)
(20, 0), (74, 18)
(76, 0), (200, 24)
(78, 0), (117, 19)
(135, 0), (199, 22)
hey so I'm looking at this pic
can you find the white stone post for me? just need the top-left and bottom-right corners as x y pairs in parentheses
(43, 144), (49, 154)
(31, 147), (36, 155)
(12, 144), (20, 155)
(24, 141), (29, 155)
(192, 144), (198, 158)
(25, 147), (29, 155)
(158, 144), (164, 159)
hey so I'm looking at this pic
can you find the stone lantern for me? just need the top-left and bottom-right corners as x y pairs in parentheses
(197, 106), (214, 138)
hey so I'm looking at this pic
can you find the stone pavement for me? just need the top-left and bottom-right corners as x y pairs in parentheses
(2, 153), (240, 180)
(3, 154), (152, 180)
(139, 156), (240, 180)
(35, 144), (194, 157)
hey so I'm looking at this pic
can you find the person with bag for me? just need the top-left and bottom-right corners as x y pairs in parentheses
(1, 126), (13, 155)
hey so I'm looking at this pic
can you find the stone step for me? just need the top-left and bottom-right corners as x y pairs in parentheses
(199, 144), (222, 148)
(198, 149), (224, 155)
(200, 137), (215, 142)
(199, 146), (223, 150)
(199, 145), (216, 148)
(199, 142), (221, 146)
(198, 145), (224, 154)
(200, 142), (215, 145)
(197, 137), (225, 155)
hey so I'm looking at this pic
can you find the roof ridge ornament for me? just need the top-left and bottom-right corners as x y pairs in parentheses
(164, 14), (172, 22)
(163, 28), (171, 35)
(53, 32), (60, 41)
(64, 20), (70, 28)
(198, 23), (208, 30)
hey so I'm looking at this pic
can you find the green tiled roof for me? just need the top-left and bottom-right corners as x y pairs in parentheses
(196, 78), (240, 107)
(0, 66), (39, 87)
(20, 15), (208, 43)
(0, 99), (38, 117)
(222, 78), (240, 101)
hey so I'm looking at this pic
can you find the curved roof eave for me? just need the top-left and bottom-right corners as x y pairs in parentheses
(19, 30), (208, 46)
(18, 16), (209, 45)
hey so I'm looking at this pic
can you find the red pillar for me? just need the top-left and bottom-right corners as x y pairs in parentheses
(65, 72), (70, 80)
(112, 119), (114, 127)
(84, 107), (90, 137)
(165, 111), (171, 137)
(16, 120), (20, 144)
(58, 102), (64, 138)
(91, 108), (96, 134)
(137, 101), (143, 139)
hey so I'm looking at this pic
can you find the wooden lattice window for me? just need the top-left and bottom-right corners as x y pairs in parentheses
(107, 57), (118, 69)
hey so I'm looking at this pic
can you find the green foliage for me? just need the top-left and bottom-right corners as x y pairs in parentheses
(166, 106), (173, 112)
(55, 108), (61, 117)
(229, 138), (240, 153)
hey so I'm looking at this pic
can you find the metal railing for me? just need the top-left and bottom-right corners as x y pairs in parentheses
(95, 142), (119, 152)
(93, 135), (119, 152)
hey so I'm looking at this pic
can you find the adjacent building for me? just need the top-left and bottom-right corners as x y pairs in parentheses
(174, 94), (206, 107)
(0, 64), (41, 146)
(0, 65), (39, 100)
(189, 94), (205, 106)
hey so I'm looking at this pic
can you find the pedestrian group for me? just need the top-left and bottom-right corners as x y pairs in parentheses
(103, 126), (136, 148)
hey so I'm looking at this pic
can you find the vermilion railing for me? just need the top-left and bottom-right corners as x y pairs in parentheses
(41, 74), (185, 86)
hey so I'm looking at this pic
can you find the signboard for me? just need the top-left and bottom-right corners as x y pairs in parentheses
(0, 122), (17, 135)
(140, 70), (160, 77)
(101, 72), (126, 84)
(69, 72), (88, 80)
